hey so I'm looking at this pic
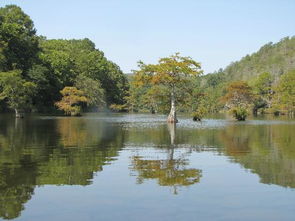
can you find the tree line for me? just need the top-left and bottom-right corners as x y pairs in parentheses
(0, 5), (128, 117)
(124, 40), (295, 121)
(0, 5), (294, 120)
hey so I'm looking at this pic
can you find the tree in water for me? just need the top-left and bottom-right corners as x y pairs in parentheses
(221, 81), (253, 121)
(0, 70), (36, 118)
(55, 87), (88, 116)
(133, 53), (202, 123)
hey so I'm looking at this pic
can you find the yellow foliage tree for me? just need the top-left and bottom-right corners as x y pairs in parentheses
(134, 53), (202, 123)
(55, 87), (88, 116)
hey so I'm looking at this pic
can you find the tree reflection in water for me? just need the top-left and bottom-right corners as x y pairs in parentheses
(0, 116), (124, 220)
(131, 123), (202, 194)
(0, 114), (294, 219)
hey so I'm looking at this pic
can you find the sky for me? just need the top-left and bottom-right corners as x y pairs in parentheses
(1, 0), (295, 74)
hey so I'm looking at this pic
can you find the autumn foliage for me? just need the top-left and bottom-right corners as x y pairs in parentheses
(133, 53), (203, 122)
(222, 81), (253, 120)
(55, 87), (88, 116)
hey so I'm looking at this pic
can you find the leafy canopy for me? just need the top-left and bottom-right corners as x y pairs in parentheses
(74, 75), (105, 107)
(135, 53), (202, 88)
(0, 70), (36, 110)
(274, 70), (295, 112)
(222, 81), (253, 108)
(0, 5), (39, 72)
(55, 87), (88, 116)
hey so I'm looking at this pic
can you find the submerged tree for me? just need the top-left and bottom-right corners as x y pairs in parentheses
(55, 87), (88, 116)
(0, 70), (36, 118)
(133, 53), (202, 123)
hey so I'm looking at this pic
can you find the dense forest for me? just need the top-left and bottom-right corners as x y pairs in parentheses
(201, 37), (295, 117)
(0, 5), (128, 116)
(0, 5), (294, 120)
(224, 37), (295, 81)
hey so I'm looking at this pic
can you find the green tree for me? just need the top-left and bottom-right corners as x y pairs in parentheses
(134, 53), (202, 123)
(223, 37), (295, 81)
(251, 72), (274, 113)
(39, 38), (128, 107)
(27, 64), (61, 112)
(55, 87), (88, 116)
(126, 75), (170, 113)
(74, 75), (105, 110)
(0, 70), (36, 117)
(0, 5), (39, 72)
(273, 70), (295, 115)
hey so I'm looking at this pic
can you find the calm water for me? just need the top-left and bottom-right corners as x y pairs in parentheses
(0, 113), (295, 221)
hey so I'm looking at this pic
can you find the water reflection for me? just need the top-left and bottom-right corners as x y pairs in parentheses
(123, 115), (295, 190)
(0, 115), (124, 219)
(0, 114), (294, 220)
(219, 124), (295, 188)
(130, 123), (202, 194)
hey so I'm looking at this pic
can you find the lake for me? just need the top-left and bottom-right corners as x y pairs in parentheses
(0, 113), (295, 221)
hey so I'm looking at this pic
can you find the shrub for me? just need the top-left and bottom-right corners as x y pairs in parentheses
(232, 107), (248, 121)
(192, 106), (207, 121)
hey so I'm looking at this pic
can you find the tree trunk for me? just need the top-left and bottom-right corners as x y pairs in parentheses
(15, 109), (24, 118)
(167, 122), (176, 146)
(167, 89), (178, 123)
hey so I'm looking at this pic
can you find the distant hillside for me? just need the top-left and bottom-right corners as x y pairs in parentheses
(223, 36), (295, 81)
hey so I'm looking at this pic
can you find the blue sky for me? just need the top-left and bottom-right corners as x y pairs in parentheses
(1, 0), (295, 73)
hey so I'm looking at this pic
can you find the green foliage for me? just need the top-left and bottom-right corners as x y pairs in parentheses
(55, 87), (88, 116)
(197, 70), (227, 113)
(0, 5), (40, 72)
(74, 75), (105, 108)
(182, 79), (208, 120)
(251, 72), (274, 112)
(232, 107), (248, 121)
(0, 4), (293, 117)
(192, 106), (207, 121)
(125, 76), (171, 113)
(0, 5), (128, 113)
(39, 38), (128, 106)
(224, 37), (295, 81)
(27, 64), (60, 111)
(252, 72), (273, 95)
(273, 70), (295, 114)
(0, 116), (125, 219)
(199, 37), (295, 116)
(0, 70), (36, 112)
